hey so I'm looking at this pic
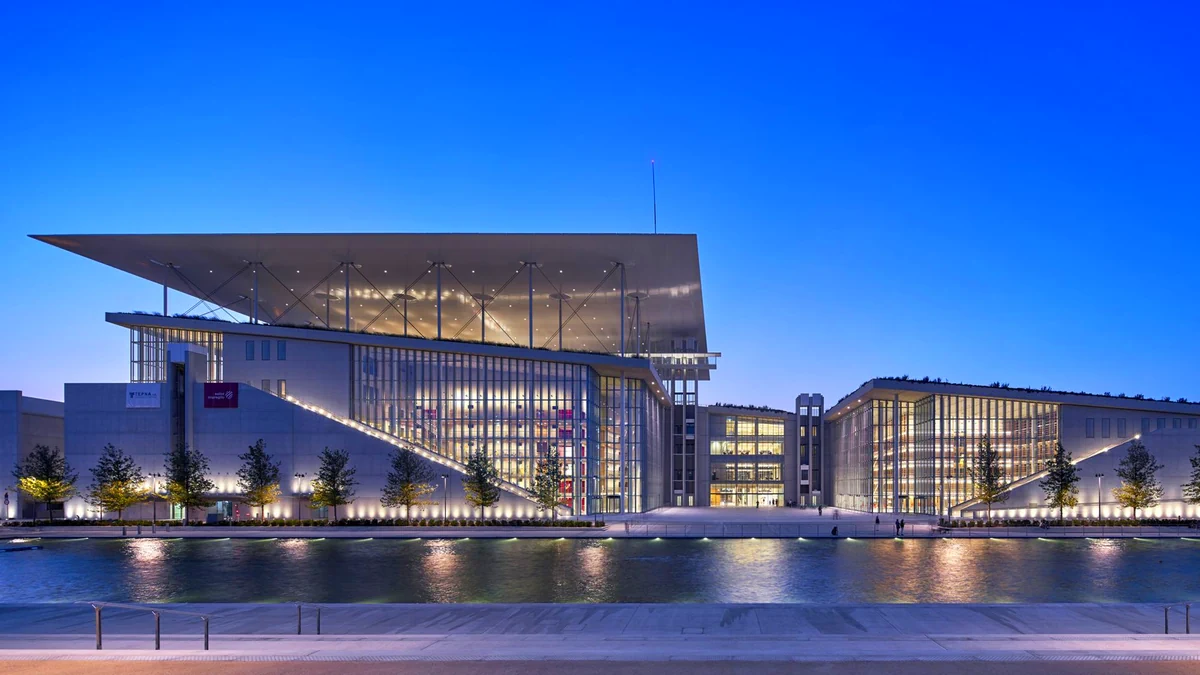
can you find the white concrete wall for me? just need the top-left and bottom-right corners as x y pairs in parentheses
(63, 382), (544, 521)
(221, 331), (351, 417)
(1059, 404), (1200, 459)
(1, 391), (66, 518)
(966, 427), (1200, 520)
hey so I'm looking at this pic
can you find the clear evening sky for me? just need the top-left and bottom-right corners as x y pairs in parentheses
(1, 3), (1197, 409)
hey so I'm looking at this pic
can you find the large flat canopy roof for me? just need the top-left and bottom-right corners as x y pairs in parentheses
(35, 233), (707, 355)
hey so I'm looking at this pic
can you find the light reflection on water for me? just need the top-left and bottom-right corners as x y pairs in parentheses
(2, 537), (1198, 604)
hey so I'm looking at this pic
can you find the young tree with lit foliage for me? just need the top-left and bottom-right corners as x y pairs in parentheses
(236, 438), (281, 519)
(1113, 439), (1163, 519)
(1183, 445), (1200, 506)
(531, 447), (566, 521)
(380, 447), (436, 521)
(163, 442), (215, 523)
(87, 443), (146, 521)
(1039, 442), (1080, 524)
(969, 435), (1007, 522)
(310, 447), (357, 521)
(462, 450), (500, 519)
(13, 444), (77, 522)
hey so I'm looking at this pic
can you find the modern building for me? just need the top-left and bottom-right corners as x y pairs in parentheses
(1, 391), (65, 519)
(23, 233), (1200, 522)
(826, 378), (1200, 519)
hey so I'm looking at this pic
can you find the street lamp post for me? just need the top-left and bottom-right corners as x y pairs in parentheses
(293, 473), (306, 521)
(149, 472), (162, 532)
(1095, 472), (1105, 520)
(441, 474), (449, 520)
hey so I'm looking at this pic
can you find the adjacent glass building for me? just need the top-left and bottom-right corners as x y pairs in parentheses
(829, 383), (1061, 516)
(707, 412), (787, 507)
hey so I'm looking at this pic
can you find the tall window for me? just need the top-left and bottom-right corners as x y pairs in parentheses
(261, 340), (271, 361)
(261, 379), (271, 392)
(1117, 418), (1127, 437)
(1101, 418), (1111, 438)
(245, 340), (255, 361)
(278, 379), (287, 397)
(1085, 418), (1095, 438)
(277, 340), (287, 361)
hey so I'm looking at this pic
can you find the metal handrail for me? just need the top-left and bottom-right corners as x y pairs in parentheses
(1164, 602), (1192, 634)
(297, 602), (327, 635)
(77, 601), (210, 650)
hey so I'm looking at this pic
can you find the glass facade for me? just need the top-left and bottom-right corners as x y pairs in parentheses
(130, 327), (223, 382)
(708, 413), (786, 507)
(830, 394), (1059, 515)
(350, 344), (663, 515)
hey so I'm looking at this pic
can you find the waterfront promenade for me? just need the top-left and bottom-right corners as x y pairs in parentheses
(0, 603), (1199, 665)
(3, 507), (1199, 539)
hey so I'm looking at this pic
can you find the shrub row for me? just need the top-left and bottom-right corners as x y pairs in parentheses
(9, 517), (605, 528)
(939, 517), (1200, 528)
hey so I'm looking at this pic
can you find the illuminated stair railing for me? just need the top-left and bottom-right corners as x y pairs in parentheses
(950, 435), (1138, 516)
(280, 394), (562, 513)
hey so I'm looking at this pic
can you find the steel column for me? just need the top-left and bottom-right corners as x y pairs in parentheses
(162, 279), (168, 316)
(344, 263), (351, 331)
(481, 286), (486, 342)
(619, 264), (626, 356)
(893, 393), (900, 515)
(252, 263), (259, 324)
(436, 263), (443, 339)
(619, 372), (626, 513)
(558, 293), (563, 350)
(528, 263), (534, 348)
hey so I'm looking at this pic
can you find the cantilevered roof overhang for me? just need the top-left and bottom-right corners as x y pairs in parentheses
(34, 233), (707, 358)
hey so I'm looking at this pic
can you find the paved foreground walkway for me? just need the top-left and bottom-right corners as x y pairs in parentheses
(1, 603), (1199, 662)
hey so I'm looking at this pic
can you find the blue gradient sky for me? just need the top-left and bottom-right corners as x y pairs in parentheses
(2, 3), (1198, 408)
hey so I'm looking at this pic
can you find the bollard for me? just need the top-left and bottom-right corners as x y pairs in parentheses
(317, 606), (321, 635)
(297, 603), (302, 635)
(153, 611), (160, 650)
(203, 617), (209, 650)
(94, 604), (103, 650)
(1165, 606), (1170, 634)
(1188, 604), (1192, 634)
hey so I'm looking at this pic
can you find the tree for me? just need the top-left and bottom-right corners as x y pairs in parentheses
(1113, 439), (1163, 519)
(87, 444), (146, 520)
(163, 442), (215, 523)
(462, 450), (500, 518)
(531, 447), (566, 521)
(969, 435), (1007, 522)
(236, 438), (281, 519)
(310, 447), (357, 521)
(1184, 445), (1200, 505)
(1039, 442), (1080, 524)
(12, 444), (77, 522)
(380, 447), (437, 520)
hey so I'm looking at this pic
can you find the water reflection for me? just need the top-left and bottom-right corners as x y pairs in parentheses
(3, 537), (1199, 604)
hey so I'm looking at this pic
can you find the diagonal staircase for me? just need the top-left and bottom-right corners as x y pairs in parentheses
(280, 394), (564, 514)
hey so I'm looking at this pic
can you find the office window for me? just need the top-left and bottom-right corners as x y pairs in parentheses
(245, 340), (255, 360)
(1117, 418), (1127, 438)
(1101, 418), (1111, 438)
(799, 426), (806, 437)
(1085, 418), (1095, 438)
(1173, 418), (1182, 429)
(261, 379), (271, 392)
(1190, 419), (1197, 430)
(1142, 418), (1150, 435)
(278, 379), (287, 397)
(261, 340), (271, 361)
(1157, 418), (1166, 430)
(277, 340), (287, 361)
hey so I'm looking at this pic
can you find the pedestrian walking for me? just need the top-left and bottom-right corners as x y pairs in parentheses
(895, 518), (900, 535)
(874, 515), (879, 533)
(900, 518), (906, 535)
(818, 505), (823, 517)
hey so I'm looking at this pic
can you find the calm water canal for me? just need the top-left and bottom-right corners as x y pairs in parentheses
(3, 536), (1198, 604)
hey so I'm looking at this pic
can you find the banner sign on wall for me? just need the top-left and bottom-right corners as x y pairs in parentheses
(125, 383), (161, 409)
(203, 382), (239, 408)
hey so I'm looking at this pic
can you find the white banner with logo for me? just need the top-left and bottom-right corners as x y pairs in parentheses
(125, 383), (162, 409)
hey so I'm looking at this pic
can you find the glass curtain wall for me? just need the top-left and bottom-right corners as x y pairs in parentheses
(350, 344), (657, 515)
(708, 414), (786, 507)
(831, 394), (1060, 516)
(129, 326), (223, 382)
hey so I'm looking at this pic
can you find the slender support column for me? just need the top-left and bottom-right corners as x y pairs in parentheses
(436, 264), (443, 339)
(481, 286), (486, 342)
(619, 264), (626, 356)
(558, 293), (563, 350)
(403, 295), (408, 336)
(325, 279), (331, 327)
(344, 263), (351, 331)
(619, 372), (626, 514)
(163, 280), (168, 316)
(252, 263), (259, 325)
(893, 393), (901, 515)
(634, 295), (641, 356)
(527, 263), (534, 348)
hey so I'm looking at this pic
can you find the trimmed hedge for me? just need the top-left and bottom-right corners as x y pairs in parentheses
(8, 517), (605, 528)
(939, 517), (1200, 528)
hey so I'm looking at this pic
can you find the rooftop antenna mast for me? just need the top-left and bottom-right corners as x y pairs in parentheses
(651, 159), (658, 234)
